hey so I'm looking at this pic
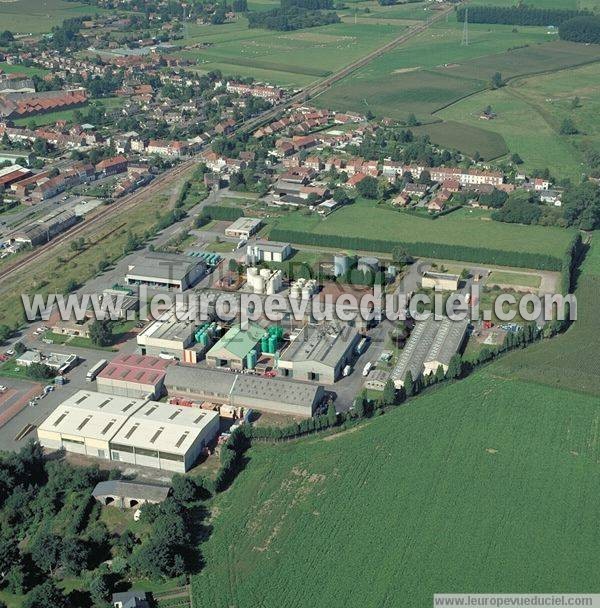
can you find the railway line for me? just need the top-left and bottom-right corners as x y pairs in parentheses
(0, 5), (453, 286)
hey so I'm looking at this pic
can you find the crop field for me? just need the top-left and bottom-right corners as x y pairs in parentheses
(193, 365), (600, 607)
(494, 234), (600, 397)
(271, 199), (573, 258)
(178, 20), (406, 87)
(412, 120), (508, 160)
(0, 0), (109, 34)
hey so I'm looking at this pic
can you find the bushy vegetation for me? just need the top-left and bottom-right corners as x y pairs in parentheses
(247, 5), (340, 30)
(456, 5), (588, 26)
(0, 442), (211, 607)
(268, 228), (563, 270)
(201, 205), (244, 221)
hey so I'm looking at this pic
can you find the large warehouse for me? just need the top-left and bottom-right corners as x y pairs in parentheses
(37, 391), (147, 460)
(391, 317), (468, 388)
(37, 390), (220, 472)
(96, 353), (172, 399)
(125, 251), (206, 292)
(277, 324), (360, 384)
(165, 365), (324, 417)
(205, 322), (264, 370)
(109, 401), (220, 473)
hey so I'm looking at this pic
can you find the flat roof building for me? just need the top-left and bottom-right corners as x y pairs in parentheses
(224, 217), (262, 239)
(205, 322), (264, 370)
(277, 323), (360, 384)
(165, 365), (324, 417)
(37, 391), (147, 460)
(125, 251), (206, 292)
(421, 271), (460, 291)
(96, 353), (172, 399)
(391, 317), (468, 388)
(110, 400), (220, 472)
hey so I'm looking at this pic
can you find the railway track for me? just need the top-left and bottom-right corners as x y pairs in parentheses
(0, 158), (197, 283)
(0, 5), (453, 285)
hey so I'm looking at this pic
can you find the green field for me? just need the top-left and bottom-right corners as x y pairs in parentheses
(314, 21), (557, 119)
(193, 370), (600, 607)
(179, 20), (407, 87)
(438, 60), (600, 179)
(412, 120), (508, 159)
(0, 62), (49, 77)
(271, 199), (574, 258)
(0, 0), (109, 34)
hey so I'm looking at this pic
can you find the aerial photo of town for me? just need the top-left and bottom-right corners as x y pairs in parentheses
(0, 0), (599, 606)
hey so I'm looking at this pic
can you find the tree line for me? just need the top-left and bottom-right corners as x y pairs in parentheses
(559, 16), (600, 43)
(247, 6), (340, 30)
(268, 228), (563, 271)
(456, 5), (589, 26)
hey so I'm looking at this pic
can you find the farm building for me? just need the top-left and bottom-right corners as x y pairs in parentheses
(125, 251), (206, 292)
(205, 322), (264, 370)
(164, 365), (324, 417)
(92, 480), (171, 508)
(391, 317), (468, 388)
(421, 271), (460, 291)
(96, 353), (173, 399)
(36, 391), (147, 459)
(109, 401), (220, 472)
(246, 240), (292, 264)
(277, 324), (360, 384)
(224, 217), (262, 239)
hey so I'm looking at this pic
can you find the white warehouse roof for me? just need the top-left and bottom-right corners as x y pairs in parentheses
(37, 391), (147, 442)
(110, 401), (220, 455)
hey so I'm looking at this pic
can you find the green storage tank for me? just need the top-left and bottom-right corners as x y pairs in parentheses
(246, 349), (257, 369)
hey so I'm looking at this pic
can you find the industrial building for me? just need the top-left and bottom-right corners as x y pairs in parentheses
(164, 365), (325, 417)
(37, 391), (147, 460)
(10, 209), (77, 247)
(96, 353), (172, 399)
(109, 401), (220, 472)
(136, 306), (198, 360)
(277, 324), (360, 384)
(246, 240), (291, 264)
(391, 317), (468, 388)
(224, 217), (262, 239)
(421, 271), (460, 291)
(205, 322), (265, 370)
(37, 390), (220, 472)
(125, 251), (206, 292)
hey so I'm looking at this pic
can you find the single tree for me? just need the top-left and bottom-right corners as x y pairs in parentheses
(89, 319), (113, 347)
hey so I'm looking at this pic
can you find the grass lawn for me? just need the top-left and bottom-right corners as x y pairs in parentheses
(271, 198), (574, 259)
(0, 0), (110, 34)
(487, 270), (542, 288)
(205, 240), (237, 253)
(193, 367), (600, 607)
